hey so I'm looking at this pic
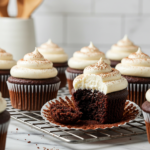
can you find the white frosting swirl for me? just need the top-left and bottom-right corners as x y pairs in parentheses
(11, 48), (58, 79)
(0, 48), (16, 69)
(116, 48), (150, 77)
(38, 39), (68, 63)
(106, 35), (138, 60)
(68, 42), (110, 69)
(0, 92), (6, 113)
(73, 58), (128, 94)
(146, 89), (150, 102)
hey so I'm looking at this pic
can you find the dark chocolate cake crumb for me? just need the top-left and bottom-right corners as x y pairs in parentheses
(28, 134), (30, 136)
(37, 147), (40, 149)
(16, 128), (18, 130)
(27, 141), (31, 143)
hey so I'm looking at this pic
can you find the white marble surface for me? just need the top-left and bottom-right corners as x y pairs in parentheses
(6, 119), (150, 150)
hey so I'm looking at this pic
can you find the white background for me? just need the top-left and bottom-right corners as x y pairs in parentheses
(8, 0), (150, 58)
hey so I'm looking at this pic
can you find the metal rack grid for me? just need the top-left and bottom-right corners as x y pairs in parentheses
(6, 87), (146, 144)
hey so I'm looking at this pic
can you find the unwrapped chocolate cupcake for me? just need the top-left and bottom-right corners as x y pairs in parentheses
(0, 92), (10, 150)
(116, 48), (150, 107)
(7, 48), (60, 110)
(142, 89), (150, 143)
(0, 48), (16, 98)
(38, 40), (68, 88)
(72, 58), (128, 124)
(66, 42), (110, 94)
(106, 35), (138, 68)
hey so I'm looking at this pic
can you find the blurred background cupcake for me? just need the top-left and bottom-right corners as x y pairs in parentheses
(0, 48), (16, 98)
(0, 92), (10, 150)
(142, 89), (150, 143)
(116, 48), (150, 107)
(66, 42), (110, 94)
(106, 35), (138, 68)
(38, 40), (68, 88)
(7, 48), (60, 111)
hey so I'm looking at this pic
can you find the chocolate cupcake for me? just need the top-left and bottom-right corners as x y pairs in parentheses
(116, 48), (150, 107)
(7, 48), (60, 111)
(106, 35), (138, 68)
(38, 40), (68, 88)
(142, 89), (150, 143)
(0, 93), (10, 150)
(66, 42), (110, 94)
(72, 58), (128, 124)
(0, 48), (16, 98)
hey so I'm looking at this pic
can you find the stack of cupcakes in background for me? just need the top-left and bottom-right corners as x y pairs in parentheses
(38, 40), (68, 88)
(0, 92), (10, 150)
(0, 48), (16, 98)
(116, 48), (150, 107)
(106, 35), (138, 68)
(66, 42), (110, 94)
(7, 48), (60, 110)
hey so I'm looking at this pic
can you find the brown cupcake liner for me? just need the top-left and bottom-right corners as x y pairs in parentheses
(0, 75), (10, 98)
(0, 121), (10, 150)
(7, 81), (60, 111)
(41, 96), (141, 130)
(56, 67), (67, 88)
(127, 83), (150, 107)
(65, 70), (81, 94)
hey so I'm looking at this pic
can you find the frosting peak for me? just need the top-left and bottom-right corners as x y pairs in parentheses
(73, 59), (128, 94)
(146, 89), (150, 102)
(116, 48), (150, 77)
(106, 35), (138, 60)
(0, 92), (7, 113)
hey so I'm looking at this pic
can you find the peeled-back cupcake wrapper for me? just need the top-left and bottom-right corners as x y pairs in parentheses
(0, 121), (10, 134)
(127, 83), (150, 107)
(56, 67), (67, 74)
(0, 75), (10, 98)
(65, 70), (81, 80)
(142, 111), (150, 123)
(7, 81), (60, 111)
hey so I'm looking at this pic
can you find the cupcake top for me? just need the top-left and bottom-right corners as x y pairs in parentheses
(146, 89), (150, 102)
(0, 92), (6, 113)
(116, 48), (150, 77)
(38, 39), (68, 63)
(68, 42), (110, 69)
(142, 89), (150, 113)
(73, 58), (128, 94)
(0, 48), (16, 69)
(11, 48), (58, 79)
(106, 35), (138, 61)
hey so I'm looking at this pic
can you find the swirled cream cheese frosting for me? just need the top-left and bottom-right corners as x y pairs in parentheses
(146, 89), (150, 102)
(106, 35), (138, 60)
(73, 58), (128, 94)
(38, 39), (68, 63)
(0, 92), (6, 113)
(68, 42), (110, 69)
(0, 48), (16, 69)
(116, 48), (150, 77)
(11, 48), (58, 79)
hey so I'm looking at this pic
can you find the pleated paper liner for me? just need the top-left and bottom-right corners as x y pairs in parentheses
(65, 70), (81, 94)
(128, 83), (150, 107)
(41, 96), (141, 130)
(7, 81), (60, 111)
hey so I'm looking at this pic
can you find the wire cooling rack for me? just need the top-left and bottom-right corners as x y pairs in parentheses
(6, 86), (146, 144)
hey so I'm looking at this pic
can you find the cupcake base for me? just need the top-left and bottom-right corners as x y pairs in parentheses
(0, 110), (10, 150)
(53, 62), (68, 89)
(0, 70), (10, 98)
(65, 67), (83, 94)
(110, 60), (121, 68)
(123, 75), (150, 107)
(7, 76), (60, 111)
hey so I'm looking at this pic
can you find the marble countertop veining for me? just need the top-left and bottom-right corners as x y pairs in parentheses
(6, 119), (150, 150)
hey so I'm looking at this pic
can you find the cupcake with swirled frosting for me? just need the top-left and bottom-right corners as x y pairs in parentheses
(72, 58), (128, 124)
(106, 35), (138, 68)
(0, 48), (16, 98)
(0, 92), (10, 150)
(116, 48), (150, 107)
(38, 39), (68, 88)
(142, 89), (150, 143)
(66, 42), (110, 94)
(7, 48), (60, 111)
